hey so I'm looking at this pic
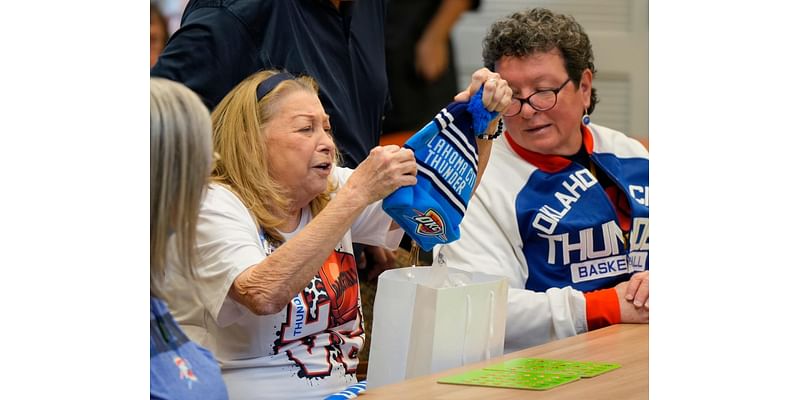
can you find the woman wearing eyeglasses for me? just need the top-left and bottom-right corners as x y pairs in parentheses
(436, 7), (649, 353)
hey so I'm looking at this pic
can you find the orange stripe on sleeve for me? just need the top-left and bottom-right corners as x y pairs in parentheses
(584, 288), (621, 330)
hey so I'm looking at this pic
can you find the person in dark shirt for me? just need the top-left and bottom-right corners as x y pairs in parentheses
(151, 0), (387, 170)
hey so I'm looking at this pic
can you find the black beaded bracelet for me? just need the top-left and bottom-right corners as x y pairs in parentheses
(477, 118), (504, 140)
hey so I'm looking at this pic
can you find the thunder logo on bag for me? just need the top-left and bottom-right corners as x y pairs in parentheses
(406, 208), (447, 241)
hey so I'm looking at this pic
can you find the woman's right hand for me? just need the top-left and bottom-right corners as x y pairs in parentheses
(343, 145), (417, 206)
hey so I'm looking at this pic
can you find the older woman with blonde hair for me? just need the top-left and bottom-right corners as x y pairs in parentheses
(161, 67), (509, 399)
(150, 77), (228, 399)
(163, 69), (413, 400)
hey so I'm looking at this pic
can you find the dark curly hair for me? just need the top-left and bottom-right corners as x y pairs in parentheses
(482, 8), (598, 114)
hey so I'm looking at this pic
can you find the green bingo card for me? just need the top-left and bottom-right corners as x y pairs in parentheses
(485, 358), (620, 378)
(437, 358), (620, 391)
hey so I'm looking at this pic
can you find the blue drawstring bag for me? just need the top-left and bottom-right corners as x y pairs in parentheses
(382, 88), (497, 251)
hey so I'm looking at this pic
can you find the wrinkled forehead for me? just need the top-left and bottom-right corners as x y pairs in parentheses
(267, 89), (329, 122)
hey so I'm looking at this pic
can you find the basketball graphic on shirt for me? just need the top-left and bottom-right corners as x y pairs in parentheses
(319, 250), (359, 326)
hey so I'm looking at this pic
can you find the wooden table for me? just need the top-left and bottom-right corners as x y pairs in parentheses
(363, 324), (648, 399)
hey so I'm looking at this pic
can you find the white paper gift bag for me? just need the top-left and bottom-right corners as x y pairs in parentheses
(366, 266), (508, 388)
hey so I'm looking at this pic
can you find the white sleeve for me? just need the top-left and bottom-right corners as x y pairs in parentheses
(502, 287), (587, 352)
(193, 185), (266, 326)
(331, 167), (404, 249)
(436, 188), (588, 353)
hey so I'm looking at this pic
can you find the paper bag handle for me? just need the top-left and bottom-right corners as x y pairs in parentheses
(461, 294), (471, 365)
(485, 290), (495, 360)
(462, 291), (497, 364)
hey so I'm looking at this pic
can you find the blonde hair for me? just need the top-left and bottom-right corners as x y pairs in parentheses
(210, 70), (338, 242)
(150, 78), (213, 299)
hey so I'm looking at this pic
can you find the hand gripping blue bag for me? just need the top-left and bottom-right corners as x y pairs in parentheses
(382, 88), (497, 251)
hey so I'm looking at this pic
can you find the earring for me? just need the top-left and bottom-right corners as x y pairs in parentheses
(582, 108), (591, 125)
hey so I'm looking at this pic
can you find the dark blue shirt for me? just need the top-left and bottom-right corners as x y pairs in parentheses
(151, 0), (389, 168)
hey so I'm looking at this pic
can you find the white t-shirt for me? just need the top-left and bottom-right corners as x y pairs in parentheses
(165, 167), (403, 400)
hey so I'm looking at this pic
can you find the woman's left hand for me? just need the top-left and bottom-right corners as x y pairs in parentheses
(625, 271), (649, 310)
(343, 145), (418, 206)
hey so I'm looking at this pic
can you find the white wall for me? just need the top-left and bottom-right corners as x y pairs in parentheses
(452, 0), (649, 140)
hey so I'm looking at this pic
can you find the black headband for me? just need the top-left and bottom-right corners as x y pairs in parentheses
(256, 72), (295, 100)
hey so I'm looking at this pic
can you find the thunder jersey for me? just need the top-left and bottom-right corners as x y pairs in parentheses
(441, 124), (650, 298)
(437, 123), (648, 350)
(510, 125), (649, 292)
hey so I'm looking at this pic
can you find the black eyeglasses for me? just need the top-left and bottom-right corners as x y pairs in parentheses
(503, 78), (572, 117)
